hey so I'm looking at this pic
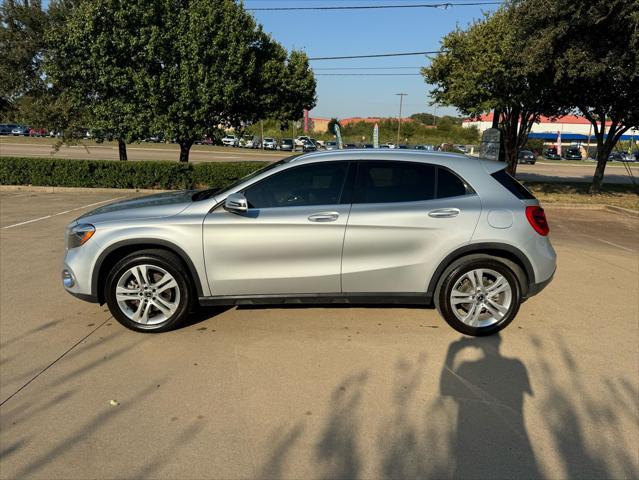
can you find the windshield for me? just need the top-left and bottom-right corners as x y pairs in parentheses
(192, 156), (297, 201)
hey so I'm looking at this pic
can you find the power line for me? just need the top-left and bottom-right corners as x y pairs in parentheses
(309, 50), (441, 60)
(247, 2), (502, 11)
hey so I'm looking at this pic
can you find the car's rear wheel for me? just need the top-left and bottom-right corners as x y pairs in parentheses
(105, 250), (192, 332)
(436, 256), (521, 336)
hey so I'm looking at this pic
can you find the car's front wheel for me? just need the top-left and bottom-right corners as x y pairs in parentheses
(436, 256), (522, 336)
(105, 250), (192, 332)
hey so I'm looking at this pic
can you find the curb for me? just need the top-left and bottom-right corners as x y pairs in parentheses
(0, 185), (168, 194)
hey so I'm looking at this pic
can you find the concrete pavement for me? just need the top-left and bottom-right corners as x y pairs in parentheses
(0, 190), (637, 479)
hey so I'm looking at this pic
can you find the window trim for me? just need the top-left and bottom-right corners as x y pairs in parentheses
(350, 159), (475, 206)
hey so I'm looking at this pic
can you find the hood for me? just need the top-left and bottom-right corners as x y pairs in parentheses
(76, 190), (195, 224)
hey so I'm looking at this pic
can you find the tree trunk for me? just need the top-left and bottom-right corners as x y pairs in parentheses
(179, 139), (193, 162)
(500, 114), (519, 175)
(117, 138), (128, 161)
(590, 151), (607, 193)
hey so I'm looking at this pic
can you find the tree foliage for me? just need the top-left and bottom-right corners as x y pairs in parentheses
(327, 118), (341, 135)
(44, 0), (316, 162)
(422, 6), (558, 173)
(515, 0), (639, 192)
(141, 0), (315, 161)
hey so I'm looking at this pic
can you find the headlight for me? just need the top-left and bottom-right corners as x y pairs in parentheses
(67, 224), (95, 249)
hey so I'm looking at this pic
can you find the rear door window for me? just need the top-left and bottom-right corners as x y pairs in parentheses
(353, 161), (436, 204)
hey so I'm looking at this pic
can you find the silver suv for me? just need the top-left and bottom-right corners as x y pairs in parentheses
(62, 151), (556, 336)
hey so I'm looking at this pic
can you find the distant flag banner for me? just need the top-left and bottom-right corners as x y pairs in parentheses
(373, 123), (379, 148)
(335, 124), (343, 149)
(556, 131), (562, 156)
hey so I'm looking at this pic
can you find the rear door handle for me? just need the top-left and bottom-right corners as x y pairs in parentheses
(308, 212), (339, 222)
(428, 208), (460, 218)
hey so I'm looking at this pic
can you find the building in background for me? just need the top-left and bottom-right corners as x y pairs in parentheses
(463, 113), (638, 145)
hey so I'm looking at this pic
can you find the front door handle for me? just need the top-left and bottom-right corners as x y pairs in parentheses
(308, 212), (339, 222)
(428, 208), (460, 218)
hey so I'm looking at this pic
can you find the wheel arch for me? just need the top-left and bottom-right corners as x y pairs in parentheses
(92, 239), (204, 304)
(426, 243), (535, 298)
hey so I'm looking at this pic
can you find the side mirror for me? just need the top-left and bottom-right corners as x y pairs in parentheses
(224, 192), (248, 214)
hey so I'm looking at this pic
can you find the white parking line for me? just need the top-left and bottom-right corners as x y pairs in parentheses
(594, 238), (637, 253)
(1, 196), (127, 230)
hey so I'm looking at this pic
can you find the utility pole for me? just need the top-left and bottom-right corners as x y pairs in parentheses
(396, 93), (407, 146)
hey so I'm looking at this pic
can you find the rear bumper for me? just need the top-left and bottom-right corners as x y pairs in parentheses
(525, 268), (555, 299)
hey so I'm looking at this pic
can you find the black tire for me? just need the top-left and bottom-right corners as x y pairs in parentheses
(435, 255), (522, 336)
(105, 249), (193, 333)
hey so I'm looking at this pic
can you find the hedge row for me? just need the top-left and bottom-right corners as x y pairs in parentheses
(0, 157), (268, 190)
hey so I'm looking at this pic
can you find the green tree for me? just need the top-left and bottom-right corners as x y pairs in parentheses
(422, 6), (558, 174)
(0, 0), (49, 119)
(515, 0), (639, 192)
(46, 0), (159, 160)
(144, 0), (315, 162)
(0, 1), (79, 123)
(410, 112), (436, 126)
(327, 118), (341, 135)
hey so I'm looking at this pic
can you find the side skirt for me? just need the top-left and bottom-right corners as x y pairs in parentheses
(198, 292), (432, 307)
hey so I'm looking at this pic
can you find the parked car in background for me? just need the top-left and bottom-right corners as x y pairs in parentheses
(279, 138), (294, 151)
(563, 146), (582, 160)
(310, 138), (323, 150)
(608, 152), (624, 162)
(301, 139), (317, 152)
(325, 141), (338, 150)
(414, 144), (435, 151)
(222, 135), (239, 147)
(62, 150), (555, 337)
(11, 125), (29, 136)
(543, 148), (561, 160)
(147, 133), (164, 143)
(263, 137), (277, 150)
(294, 136), (312, 148)
(241, 135), (261, 148)
(0, 124), (18, 135)
(518, 150), (536, 165)
(28, 127), (46, 137)
(454, 144), (469, 154)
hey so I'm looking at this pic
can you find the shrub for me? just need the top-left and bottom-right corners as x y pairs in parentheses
(0, 157), (268, 190)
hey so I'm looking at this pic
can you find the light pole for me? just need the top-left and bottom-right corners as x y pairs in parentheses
(396, 93), (407, 146)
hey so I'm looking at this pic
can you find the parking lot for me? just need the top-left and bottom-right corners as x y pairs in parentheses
(1, 189), (637, 479)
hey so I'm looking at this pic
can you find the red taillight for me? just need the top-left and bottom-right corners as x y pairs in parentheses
(526, 206), (549, 236)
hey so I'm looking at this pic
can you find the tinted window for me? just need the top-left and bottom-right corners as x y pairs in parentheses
(437, 168), (468, 198)
(244, 162), (348, 209)
(353, 161), (435, 204)
(491, 169), (535, 200)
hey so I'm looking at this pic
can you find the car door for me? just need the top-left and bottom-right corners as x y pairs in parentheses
(202, 161), (353, 296)
(341, 160), (482, 293)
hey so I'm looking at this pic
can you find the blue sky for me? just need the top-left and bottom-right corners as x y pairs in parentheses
(248, 0), (500, 119)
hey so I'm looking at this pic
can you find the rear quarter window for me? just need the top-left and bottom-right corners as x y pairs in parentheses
(491, 169), (535, 200)
(436, 167), (470, 198)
